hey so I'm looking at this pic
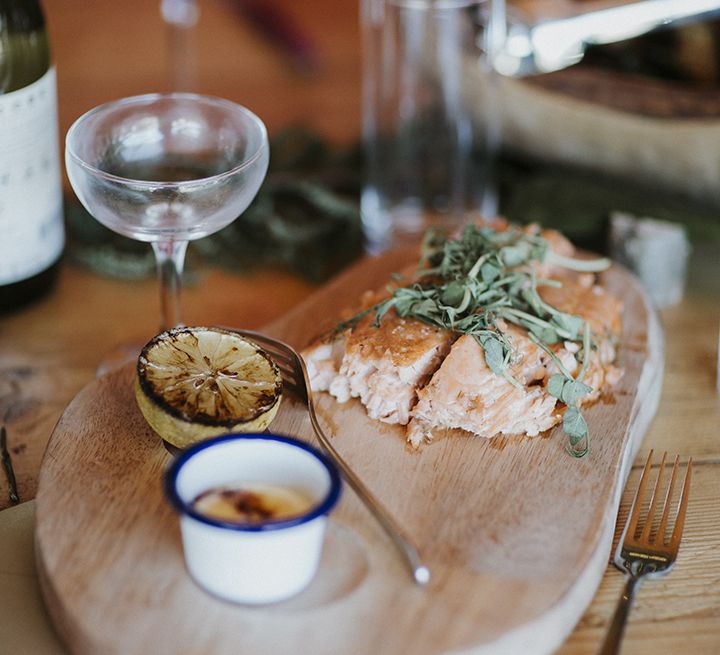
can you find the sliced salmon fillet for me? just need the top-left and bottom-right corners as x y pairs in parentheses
(407, 267), (623, 446)
(304, 223), (623, 447)
(304, 312), (454, 425)
(408, 325), (560, 447)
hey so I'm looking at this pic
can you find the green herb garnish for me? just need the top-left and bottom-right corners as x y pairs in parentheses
(340, 224), (611, 457)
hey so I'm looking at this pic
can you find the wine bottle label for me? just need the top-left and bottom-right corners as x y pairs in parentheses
(0, 67), (64, 285)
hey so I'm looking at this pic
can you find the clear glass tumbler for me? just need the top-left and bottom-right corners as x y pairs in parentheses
(361, 0), (503, 251)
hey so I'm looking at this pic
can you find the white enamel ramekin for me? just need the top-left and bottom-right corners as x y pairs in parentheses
(164, 433), (342, 604)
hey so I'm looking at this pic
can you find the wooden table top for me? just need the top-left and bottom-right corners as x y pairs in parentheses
(1, 1), (719, 653)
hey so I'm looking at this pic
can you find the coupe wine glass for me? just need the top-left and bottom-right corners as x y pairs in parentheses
(65, 93), (269, 332)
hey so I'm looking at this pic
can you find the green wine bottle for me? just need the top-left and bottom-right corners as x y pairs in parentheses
(0, 0), (63, 313)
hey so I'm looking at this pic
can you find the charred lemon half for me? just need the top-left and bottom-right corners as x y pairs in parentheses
(135, 326), (282, 448)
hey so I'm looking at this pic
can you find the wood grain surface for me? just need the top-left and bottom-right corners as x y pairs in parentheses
(1, 1), (719, 653)
(35, 248), (662, 655)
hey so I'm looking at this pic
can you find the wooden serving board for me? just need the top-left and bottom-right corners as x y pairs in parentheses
(35, 247), (663, 655)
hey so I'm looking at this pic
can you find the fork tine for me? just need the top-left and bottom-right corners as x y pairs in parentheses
(260, 346), (295, 367)
(640, 451), (666, 543)
(625, 449), (654, 540)
(275, 361), (295, 378)
(228, 327), (306, 399)
(603, 452), (692, 655)
(657, 454), (680, 545)
(232, 329), (294, 363)
(270, 350), (296, 366)
(281, 376), (303, 396)
(669, 458), (693, 552)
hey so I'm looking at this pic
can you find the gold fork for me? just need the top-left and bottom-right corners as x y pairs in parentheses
(599, 450), (693, 655)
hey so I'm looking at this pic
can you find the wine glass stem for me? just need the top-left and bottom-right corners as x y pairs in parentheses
(152, 239), (188, 330)
(161, 0), (199, 90)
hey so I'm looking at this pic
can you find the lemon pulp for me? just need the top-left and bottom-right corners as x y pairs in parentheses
(135, 326), (282, 448)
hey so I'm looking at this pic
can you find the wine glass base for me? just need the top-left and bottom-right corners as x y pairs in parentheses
(95, 342), (143, 378)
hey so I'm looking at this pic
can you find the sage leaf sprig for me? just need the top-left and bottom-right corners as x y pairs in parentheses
(339, 224), (611, 457)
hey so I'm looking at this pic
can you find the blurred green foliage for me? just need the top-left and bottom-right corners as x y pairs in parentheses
(65, 128), (719, 284)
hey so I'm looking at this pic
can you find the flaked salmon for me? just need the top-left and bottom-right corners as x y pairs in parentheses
(407, 330), (559, 447)
(305, 311), (454, 425)
(303, 223), (623, 453)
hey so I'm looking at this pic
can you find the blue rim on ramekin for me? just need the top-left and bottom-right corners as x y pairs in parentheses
(164, 432), (342, 532)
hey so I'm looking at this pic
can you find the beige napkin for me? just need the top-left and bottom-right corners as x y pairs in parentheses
(0, 500), (67, 654)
